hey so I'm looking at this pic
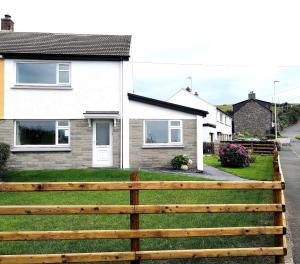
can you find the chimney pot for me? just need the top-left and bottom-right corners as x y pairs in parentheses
(186, 86), (192, 92)
(248, 91), (256, 100)
(194, 92), (199, 96)
(1, 14), (14, 32)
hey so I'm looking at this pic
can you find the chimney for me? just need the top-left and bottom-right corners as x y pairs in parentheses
(194, 92), (199, 96)
(186, 86), (192, 92)
(1, 14), (14, 32)
(248, 91), (256, 100)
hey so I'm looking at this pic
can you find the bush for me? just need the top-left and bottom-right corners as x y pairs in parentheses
(0, 143), (10, 173)
(171, 155), (192, 170)
(203, 142), (214, 154)
(219, 144), (250, 168)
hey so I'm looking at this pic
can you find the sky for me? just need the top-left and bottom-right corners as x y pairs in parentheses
(2, 0), (300, 104)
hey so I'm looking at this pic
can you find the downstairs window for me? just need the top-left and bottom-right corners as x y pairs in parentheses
(144, 120), (182, 145)
(15, 120), (70, 146)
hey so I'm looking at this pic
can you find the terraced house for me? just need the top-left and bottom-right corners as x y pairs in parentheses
(0, 15), (208, 171)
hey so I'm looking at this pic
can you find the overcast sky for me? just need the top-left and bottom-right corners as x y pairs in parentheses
(2, 0), (300, 104)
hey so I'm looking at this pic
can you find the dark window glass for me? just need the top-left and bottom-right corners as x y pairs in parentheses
(58, 129), (69, 144)
(16, 121), (56, 145)
(145, 121), (168, 143)
(16, 63), (56, 84)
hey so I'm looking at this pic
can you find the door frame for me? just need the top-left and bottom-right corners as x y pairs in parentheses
(92, 120), (113, 167)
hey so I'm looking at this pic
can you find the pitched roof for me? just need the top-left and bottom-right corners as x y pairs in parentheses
(0, 32), (131, 60)
(233, 98), (272, 113)
(128, 93), (208, 117)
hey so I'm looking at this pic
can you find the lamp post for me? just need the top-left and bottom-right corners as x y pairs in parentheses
(274, 81), (279, 140)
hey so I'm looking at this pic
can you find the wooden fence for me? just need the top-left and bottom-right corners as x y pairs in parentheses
(0, 151), (287, 263)
(221, 141), (276, 155)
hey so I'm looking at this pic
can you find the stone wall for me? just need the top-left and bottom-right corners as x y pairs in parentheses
(129, 119), (197, 168)
(0, 119), (120, 170)
(233, 101), (272, 137)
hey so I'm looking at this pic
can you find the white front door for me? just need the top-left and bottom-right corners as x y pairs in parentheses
(93, 121), (113, 167)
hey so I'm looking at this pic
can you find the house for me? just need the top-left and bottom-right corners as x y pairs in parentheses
(233, 91), (273, 137)
(0, 15), (208, 171)
(168, 88), (232, 142)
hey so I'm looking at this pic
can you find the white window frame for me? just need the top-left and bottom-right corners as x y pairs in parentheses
(14, 120), (70, 148)
(143, 120), (183, 146)
(15, 61), (71, 86)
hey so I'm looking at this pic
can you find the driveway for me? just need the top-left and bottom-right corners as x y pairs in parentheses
(280, 122), (300, 263)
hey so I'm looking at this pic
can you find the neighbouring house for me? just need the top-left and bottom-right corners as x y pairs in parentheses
(0, 15), (208, 171)
(168, 88), (232, 142)
(233, 91), (273, 137)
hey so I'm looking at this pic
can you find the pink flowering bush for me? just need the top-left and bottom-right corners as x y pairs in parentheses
(219, 144), (250, 168)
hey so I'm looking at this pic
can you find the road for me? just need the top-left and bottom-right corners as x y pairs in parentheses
(280, 122), (300, 264)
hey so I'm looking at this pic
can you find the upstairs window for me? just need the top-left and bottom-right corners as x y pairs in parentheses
(16, 62), (70, 85)
(144, 120), (182, 145)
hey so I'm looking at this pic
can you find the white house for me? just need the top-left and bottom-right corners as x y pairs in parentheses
(168, 88), (232, 142)
(0, 15), (207, 171)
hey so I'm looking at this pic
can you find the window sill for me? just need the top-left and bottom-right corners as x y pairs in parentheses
(142, 145), (184, 149)
(11, 85), (72, 90)
(11, 146), (71, 153)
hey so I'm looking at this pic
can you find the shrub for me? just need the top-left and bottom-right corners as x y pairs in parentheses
(171, 155), (191, 170)
(249, 155), (256, 163)
(203, 142), (214, 154)
(295, 134), (300, 140)
(0, 143), (10, 173)
(219, 144), (250, 168)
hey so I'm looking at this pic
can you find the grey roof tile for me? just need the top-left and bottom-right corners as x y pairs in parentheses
(0, 32), (131, 57)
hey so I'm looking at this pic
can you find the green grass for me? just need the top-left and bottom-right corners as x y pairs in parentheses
(0, 169), (274, 263)
(204, 155), (273, 181)
(295, 134), (300, 140)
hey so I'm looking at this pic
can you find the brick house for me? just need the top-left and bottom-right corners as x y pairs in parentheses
(233, 92), (273, 137)
(0, 15), (208, 171)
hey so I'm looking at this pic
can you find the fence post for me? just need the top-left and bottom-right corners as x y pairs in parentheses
(130, 171), (140, 264)
(272, 150), (285, 264)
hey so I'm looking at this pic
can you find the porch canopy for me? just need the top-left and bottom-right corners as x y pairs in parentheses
(83, 111), (120, 127)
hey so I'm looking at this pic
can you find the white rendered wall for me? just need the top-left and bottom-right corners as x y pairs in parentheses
(128, 100), (197, 119)
(4, 59), (122, 119)
(196, 115), (204, 171)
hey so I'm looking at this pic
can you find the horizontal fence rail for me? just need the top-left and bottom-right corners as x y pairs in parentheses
(0, 204), (284, 215)
(0, 180), (284, 191)
(0, 150), (287, 263)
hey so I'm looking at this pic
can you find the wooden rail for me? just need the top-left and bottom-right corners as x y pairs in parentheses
(0, 151), (287, 263)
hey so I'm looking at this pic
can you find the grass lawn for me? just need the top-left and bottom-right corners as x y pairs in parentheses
(204, 155), (274, 181)
(296, 134), (300, 140)
(0, 169), (275, 264)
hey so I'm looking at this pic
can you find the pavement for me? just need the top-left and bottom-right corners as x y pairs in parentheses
(280, 122), (300, 264)
(144, 164), (248, 181)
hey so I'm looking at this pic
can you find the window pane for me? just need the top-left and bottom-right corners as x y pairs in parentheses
(170, 121), (181, 126)
(96, 123), (110, 145)
(16, 121), (56, 145)
(17, 63), (56, 84)
(145, 121), (168, 144)
(59, 64), (69, 71)
(58, 129), (69, 144)
(171, 129), (181, 143)
(59, 71), (69, 83)
(58, 120), (69, 127)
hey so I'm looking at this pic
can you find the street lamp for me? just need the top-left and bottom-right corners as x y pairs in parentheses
(274, 81), (279, 140)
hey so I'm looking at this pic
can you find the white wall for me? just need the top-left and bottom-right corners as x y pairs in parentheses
(128, 100), (197, 119)
(216, 110), (232, 139)
(4, 59), (122, 119)
(168, 89), (216, 124)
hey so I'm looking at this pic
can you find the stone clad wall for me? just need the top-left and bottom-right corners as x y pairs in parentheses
(233, 101), (272, 137)
(129, 119), (197, 168)
(0, 119), (120, 170)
